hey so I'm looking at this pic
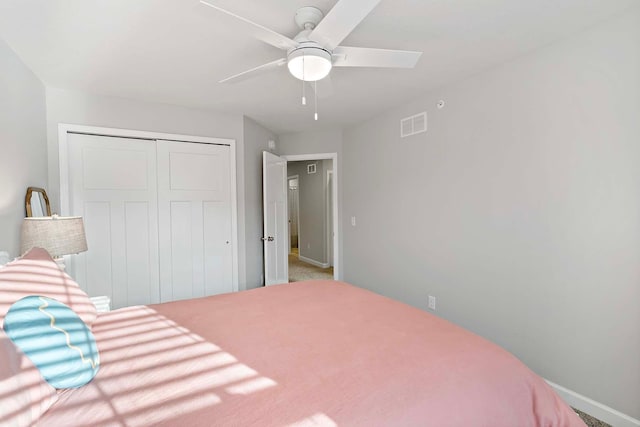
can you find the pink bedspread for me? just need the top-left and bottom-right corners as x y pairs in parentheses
(37, 281), (584, 426)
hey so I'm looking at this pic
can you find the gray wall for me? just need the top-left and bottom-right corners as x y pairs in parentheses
(277, 130), (343, 278)
(342, 7), (640, 418)
(45, 88), (251, 287)
(0, 40), (47, 258)
(288, 160), (332, 264)
(242, 117), (276, 289)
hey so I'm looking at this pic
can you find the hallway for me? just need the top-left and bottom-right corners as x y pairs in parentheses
(288, 248), (334, 282)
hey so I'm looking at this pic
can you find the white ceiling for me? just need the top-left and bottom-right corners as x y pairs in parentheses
(0, 0), (635, 134)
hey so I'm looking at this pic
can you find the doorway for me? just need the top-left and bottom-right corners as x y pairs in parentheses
(284, 157), (335, 282)
(288, 175), (300, 255)
(262, 152), (339, 285)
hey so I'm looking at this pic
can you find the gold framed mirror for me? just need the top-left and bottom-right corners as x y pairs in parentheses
(25, 187), (51, 217)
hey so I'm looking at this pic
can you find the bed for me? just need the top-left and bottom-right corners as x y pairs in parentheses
(1, 249), (584, 426)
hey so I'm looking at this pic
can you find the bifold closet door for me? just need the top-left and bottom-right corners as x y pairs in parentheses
(66, 133), (160, 308)
(157, 141), (233, 302)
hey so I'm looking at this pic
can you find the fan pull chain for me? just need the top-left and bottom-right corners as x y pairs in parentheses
(302, 81), (306, 105)
(301, 54), (306, 105)
(314, 80), (318, 121)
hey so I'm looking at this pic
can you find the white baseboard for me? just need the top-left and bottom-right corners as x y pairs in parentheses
(545, 379), (640, 427)
(298, 255), (330, 269)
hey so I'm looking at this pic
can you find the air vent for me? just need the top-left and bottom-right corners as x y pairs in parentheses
(307, 163), (316, 174)
(400, 112), (427, 138)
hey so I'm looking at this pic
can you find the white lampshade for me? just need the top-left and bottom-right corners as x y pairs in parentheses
(21, 216), (88, 258)
(287, 48), (332, 81)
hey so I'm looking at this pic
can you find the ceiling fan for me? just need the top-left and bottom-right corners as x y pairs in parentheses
(200, 0), (423, 85)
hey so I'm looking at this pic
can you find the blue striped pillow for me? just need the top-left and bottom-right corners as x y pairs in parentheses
(3, 296), (100, 389)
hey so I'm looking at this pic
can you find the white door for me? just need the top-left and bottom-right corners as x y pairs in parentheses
(263, 151), (288, 285)
(66, 133), (160, 308)
(157, 141), (234, 302)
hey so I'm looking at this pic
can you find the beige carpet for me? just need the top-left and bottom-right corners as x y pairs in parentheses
(288, 249), (334, 282)
(574, 408), (611, 427)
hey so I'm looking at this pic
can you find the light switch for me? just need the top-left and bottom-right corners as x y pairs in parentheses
(351, 216), (356, 226)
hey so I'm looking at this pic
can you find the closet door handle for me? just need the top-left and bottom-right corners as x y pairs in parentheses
(261, 236), (274, 242)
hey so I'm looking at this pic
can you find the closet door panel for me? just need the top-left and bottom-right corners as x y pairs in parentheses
(82, 148), (149, 190)
(203, 201), (232, 296)
(66, 133), (160, 309)
(168, 201), (196, 302)
(169, 152), (221, 191)
(109, 200), (127, 309)
(81, 201), (112, 299)
(158, 141), (233, 302)
(124, 202), (154, 305)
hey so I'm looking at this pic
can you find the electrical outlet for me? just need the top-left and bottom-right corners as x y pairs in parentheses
(428, 295), (436, 311)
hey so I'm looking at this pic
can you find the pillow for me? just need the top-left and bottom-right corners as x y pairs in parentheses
(0, 328), (58, 425)
(0, 247), (97, 328)
(3, 296), (100, 389)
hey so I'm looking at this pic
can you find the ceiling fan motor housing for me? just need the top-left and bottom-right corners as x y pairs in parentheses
(287, 43), (333, 81)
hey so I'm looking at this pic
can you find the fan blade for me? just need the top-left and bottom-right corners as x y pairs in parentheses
(332, 46), (422, 68)
(219, 58), (287, 84)
(307, 75), (334, 99)
(200, 1), (298, 51)
(309, 0), (381, 50)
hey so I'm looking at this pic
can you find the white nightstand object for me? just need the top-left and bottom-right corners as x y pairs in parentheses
(0, 251), (10, 267)
(90, 296), (111, 313)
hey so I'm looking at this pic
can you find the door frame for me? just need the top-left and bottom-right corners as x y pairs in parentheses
(326, 169), (334, 267)
(58, 123), (239, 292)
(281, 153), (339, 280)
(287, 174), (300, 255)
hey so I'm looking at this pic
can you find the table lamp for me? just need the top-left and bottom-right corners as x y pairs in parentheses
(20, 215), (88, 269)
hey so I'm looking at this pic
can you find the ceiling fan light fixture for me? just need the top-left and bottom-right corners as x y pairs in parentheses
(287, 48), (332, 82)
